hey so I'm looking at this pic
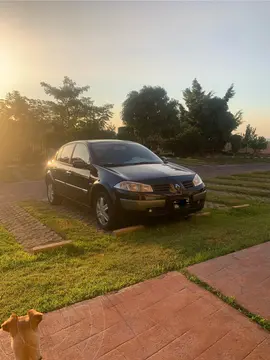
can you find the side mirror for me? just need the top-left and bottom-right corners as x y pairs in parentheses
(89, 164), (98, 176)
(72, 159), (88, 169)
(161, 156), (168, 163)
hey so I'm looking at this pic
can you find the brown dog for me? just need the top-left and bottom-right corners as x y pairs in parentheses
(1, 309), (43, 360)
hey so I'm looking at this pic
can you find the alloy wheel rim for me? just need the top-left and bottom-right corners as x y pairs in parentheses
(96, 196), (109, 226)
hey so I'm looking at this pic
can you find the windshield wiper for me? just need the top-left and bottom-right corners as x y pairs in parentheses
(101, 161), (160, 167)
(100, 163), (124, 167)
(127, 161), (160, 165)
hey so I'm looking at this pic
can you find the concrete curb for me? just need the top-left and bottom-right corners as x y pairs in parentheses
(232, 204), (250, 209)
(113, 225), (145, 236)
(31, 240), (72, 253)
(194, 212), (211, 217)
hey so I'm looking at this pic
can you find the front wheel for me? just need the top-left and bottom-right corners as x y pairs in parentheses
(94, 191), (117, 231)
(47, 182), (62, 205)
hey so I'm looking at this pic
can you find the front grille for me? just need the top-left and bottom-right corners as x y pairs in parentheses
(152, 184), (171, 193)
(182, 180), (194, 189)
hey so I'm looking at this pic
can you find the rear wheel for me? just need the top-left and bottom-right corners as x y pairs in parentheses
(47, 182), (62, 205)
(94, 191), (117, 231)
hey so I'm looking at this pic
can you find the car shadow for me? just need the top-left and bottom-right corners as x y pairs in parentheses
(57, 199), (194, 231)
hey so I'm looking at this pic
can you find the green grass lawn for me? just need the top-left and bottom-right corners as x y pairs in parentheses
(206, 192), (257, 206)
(206, 183), (270, 198)
(206, 178), (270, 190)
(233, 172), (270, 179)
(205, 170), (270, 206)
(216, 175), (270, 183)
(1, 198), (270, 323)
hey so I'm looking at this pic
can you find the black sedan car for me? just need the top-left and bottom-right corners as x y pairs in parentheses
(45, 140), (206, 230)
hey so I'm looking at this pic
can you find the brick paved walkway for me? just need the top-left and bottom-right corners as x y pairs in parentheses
(1, 272), (269, 360)
(0, 203), (62, 250)
(188, 242), (270, 321)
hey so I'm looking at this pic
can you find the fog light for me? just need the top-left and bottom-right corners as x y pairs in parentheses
(149, 209), (153, 213)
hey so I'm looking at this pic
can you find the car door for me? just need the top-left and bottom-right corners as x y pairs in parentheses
(54, 143), (75, 197)
(67, 143), (91, 204)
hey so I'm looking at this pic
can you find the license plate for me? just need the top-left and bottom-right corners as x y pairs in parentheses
(174, 199), (189, 208)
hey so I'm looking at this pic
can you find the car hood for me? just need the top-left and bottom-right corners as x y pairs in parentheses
(103, 162), (195, 182)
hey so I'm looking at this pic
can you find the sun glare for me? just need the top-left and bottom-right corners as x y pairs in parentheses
(0, 50), (14, 96)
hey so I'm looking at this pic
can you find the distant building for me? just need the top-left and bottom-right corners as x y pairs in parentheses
(261, 141), (270, 154)
(224, 140), (270, 155)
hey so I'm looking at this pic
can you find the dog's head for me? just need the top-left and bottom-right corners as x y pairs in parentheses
(1, 309), (43, 360)
(1, 310), (43, 336)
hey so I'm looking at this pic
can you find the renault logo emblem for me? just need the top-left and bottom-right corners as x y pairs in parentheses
(174, 184), (182, 193)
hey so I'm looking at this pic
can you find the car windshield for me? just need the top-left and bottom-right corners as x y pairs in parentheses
(91, 142), (163, 167)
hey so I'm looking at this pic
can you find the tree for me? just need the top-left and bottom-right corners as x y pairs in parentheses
(117, 126), (137, 141)
(169, 125), (204, 156)
(249, 136), (268, 155)
(242, 124), (256, 153)
(0, 77), (116, 165)
(241, 124), (268, 155)
(0, 91), (50, 163)
(41, 76), (114, 144)
(180, 79), (242, 153)
(121, 86), (180, 147)
(229, 134), (243, 154)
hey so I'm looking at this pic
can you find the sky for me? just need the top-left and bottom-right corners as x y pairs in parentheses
(0, 1), (270, 136)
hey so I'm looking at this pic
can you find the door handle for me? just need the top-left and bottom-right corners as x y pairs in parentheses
(66, 170), (72, 175)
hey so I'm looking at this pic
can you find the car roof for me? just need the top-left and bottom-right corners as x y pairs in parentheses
(87, 139), (135, 144)
(64, 139), (136, 145)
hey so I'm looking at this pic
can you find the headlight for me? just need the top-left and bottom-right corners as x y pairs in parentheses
(193, 174), (203, 187)
(114, 181), (153, 193)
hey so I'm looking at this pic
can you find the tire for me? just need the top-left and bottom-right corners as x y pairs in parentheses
(47, 182), (63, 205)
(196, 200), (205, 212)
(94, 191), (117, 231)
(187, 200), (205, 216)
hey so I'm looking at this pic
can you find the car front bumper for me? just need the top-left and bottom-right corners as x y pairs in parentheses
(117, 188), (207, 214)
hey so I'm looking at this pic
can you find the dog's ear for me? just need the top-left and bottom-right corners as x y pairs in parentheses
(1, 314), (18, 336)
(28, 309), (43, 330)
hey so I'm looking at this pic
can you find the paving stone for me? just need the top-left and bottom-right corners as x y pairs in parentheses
(1, 272), (269, 360)
(244, 338), (270, 360)
(188, 241), (270, 320)
(118, 324), (176, 360)
(0, 203), (63, 250)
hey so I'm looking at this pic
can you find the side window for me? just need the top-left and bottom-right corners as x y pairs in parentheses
(59, 144), (74, 164)
(72, 144), (90, 164)
(56, 147), (63, 161)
